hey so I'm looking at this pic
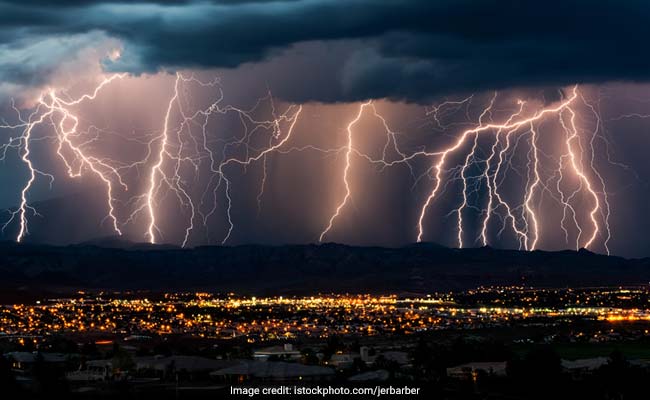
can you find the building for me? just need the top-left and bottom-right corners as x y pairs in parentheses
(4, 352), (68, 374)
(328, 352), (361, 369)
(447, 361), (507, 379)
(211, 360), (334, 383)
(67, 360), (112, 382)
(135, 355), (237, 379)
(253, 343), (301, 361)
(561, 357), (609, 376)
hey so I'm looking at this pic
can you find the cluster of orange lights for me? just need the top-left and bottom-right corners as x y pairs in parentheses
(1, 290), (649, 342)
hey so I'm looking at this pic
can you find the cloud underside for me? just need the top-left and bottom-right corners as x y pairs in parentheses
(1, 0), (649, 102)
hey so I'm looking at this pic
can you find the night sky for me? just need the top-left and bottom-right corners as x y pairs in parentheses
(1, 0), (650, 257)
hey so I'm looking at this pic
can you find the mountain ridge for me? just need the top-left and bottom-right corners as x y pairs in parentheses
(0, 240), (647, 298)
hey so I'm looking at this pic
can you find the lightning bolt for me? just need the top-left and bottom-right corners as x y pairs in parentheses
(133, 73), (304, 246)
(479, 99), (526, 247)
(45, 77), (128, 236)
(145, 73), (180, 244)
(561, 105), (601, 250)
(0, 76), (620, 254)
(453, 92), (496, 248)
(317, 101), (414, 243)
(1, 74), (127, 242)
(319, 101), (371, 242)
(413, 86), (613, 252)
(0, 105), (55, 242)
(417, 87), (586, 247)
(211, 103), (302, 244)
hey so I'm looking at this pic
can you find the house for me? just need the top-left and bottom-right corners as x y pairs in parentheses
(4, 352), (67, 374)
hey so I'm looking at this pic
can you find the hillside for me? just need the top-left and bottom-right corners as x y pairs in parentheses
(0, 241), (648, 299)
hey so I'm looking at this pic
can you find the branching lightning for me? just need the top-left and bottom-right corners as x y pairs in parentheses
(319, 101), (371, 242)
(0, 76), (624, 254)
(1, 74), (127, 242)
(313, 86), (614, 253)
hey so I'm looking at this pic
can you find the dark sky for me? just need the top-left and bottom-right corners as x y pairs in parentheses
(1, 0), (650, 257)
(4, 0), (650, 102)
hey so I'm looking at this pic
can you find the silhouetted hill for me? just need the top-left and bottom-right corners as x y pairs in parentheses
(76, 236), (180, 250)
(0, 241), (648, 299)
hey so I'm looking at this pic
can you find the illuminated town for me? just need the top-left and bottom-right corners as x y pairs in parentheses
(3, 287), (650, 341)
(2, 287), (650, 398)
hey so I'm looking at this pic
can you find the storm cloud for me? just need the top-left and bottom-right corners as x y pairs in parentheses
(1, 0), (649, 102)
